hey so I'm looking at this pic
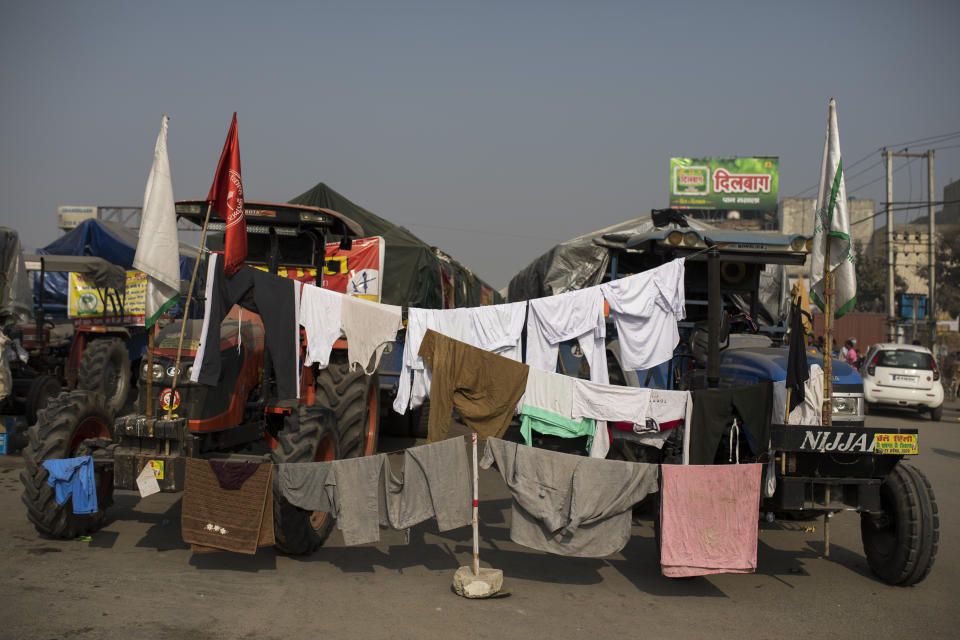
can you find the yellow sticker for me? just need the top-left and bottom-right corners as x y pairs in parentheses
(873, 433), (918, 455)
(149, 460), (165, 480)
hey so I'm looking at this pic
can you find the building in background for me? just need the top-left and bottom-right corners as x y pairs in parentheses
(778, 197), (875, 278)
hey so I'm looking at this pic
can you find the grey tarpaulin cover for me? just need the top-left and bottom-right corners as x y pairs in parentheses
(506, 214), (788, 325)
(23, 254), (127, 292)
(289, 183), (503, 309)
(0, 227), (34, 324)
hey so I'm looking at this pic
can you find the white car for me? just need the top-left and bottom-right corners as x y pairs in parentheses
(861, 343), (944, 420)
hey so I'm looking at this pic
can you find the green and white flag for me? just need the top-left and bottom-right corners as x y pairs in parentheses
(810, 98), (857, 318)
(133, 115), (181, 328)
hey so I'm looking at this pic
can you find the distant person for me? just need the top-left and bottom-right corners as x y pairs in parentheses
(816, 336), (825, 353)
(845, 339), (858, 367)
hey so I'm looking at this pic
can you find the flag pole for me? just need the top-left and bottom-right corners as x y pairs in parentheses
(167, 203), (212, 419)
(822, 239), (833, 427)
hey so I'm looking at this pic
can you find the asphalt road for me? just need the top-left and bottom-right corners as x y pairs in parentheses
(1, 405), (957, 640)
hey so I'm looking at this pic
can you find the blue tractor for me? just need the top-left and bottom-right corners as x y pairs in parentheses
(511, 210), (936, 586)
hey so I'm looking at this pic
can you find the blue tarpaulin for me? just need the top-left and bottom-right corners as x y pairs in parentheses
(35, 219), (199, 313)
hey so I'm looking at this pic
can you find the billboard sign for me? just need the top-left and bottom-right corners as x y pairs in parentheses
(57, 206), (98, 230)
(68, 269), (145, 325)
(669, 157), (778, 210)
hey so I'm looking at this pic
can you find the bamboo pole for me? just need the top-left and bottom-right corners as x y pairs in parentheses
(145, 324), (156, 416)
(167, 203), (213, 418)
(472, 433), (480, 576)
(822, 239), (833, 427)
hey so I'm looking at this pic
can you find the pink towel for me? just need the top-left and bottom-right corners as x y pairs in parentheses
(660, 463), (762, 577)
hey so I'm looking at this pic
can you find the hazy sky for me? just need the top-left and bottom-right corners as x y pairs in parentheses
(2, 0), (958, 288)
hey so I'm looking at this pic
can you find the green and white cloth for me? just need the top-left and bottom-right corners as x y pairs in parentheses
(810, 98), (857, 318)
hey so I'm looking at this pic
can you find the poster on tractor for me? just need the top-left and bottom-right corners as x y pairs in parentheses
(321, 236), (385, 302)
(68, 270), (146, 326)
(669, 157), (779, 210)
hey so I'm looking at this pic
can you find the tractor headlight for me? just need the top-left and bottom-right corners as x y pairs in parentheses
(140, 362), (168, 382)
(832, 396), (862, 416)
(667, 231), (683, 246)
(683, 231), (702, 247)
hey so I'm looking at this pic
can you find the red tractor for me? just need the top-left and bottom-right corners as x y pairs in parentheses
(20, 202), (379, 554)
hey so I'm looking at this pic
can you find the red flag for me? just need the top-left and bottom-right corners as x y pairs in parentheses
(207, 112), (246, 276)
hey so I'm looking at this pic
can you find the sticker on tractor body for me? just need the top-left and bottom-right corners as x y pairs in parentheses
(872, 433), (918, 455)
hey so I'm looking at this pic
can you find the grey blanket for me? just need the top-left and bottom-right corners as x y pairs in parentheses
(480, 438), (659, 557)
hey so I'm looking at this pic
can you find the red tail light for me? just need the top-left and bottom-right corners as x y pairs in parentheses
(867, 353), (879, 377)
(930, 356), (940, 381)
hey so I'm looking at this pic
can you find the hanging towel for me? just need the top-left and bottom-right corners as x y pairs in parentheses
(772, 364), (824, 425)
(526, 287), (608, 385)
(659, 463), (763, 577)
(480, 437), (658, 557)
(340, 296), (402, 374)
(300, 284), (344, 368)
(181, 458), (274, 554)
(192, 254), (300, 400)
(418, 329), (529, 443)
(42, 456), (97, 515)
(600, 259), (686, 371)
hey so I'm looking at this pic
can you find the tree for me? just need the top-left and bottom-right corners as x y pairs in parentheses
(855, 242), (906, 313)
(917, 228), (960, 318)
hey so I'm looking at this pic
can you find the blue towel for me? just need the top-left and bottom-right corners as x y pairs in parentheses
(42, 456), (98, 515)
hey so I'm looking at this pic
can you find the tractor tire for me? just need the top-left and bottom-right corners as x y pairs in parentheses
(20, 390), (115, 538)
(77, 338), (131, 417)
(270, 404), (339, 555)
(315, 356), (380, 460)
(861, 462), (939, 586)
(25, 374), (62, 425)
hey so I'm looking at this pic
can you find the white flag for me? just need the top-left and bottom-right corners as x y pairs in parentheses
(134, 115), (181, 328)
(810, 99), (857, 318)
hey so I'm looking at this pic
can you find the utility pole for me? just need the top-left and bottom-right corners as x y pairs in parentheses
(927, 149), (936, 347)
(885, 150), (896, 343)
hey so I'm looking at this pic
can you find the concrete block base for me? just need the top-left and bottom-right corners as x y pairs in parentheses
(453, 566), (503, 599)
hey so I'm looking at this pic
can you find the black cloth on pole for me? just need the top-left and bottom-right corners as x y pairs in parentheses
(785, 298), (810, 412)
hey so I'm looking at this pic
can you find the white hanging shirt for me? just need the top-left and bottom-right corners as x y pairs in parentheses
(526, 286), (608, 386)
(600, 258), (686, 371)
(340, 296), (403, 374)
(299, 284), (344, 368)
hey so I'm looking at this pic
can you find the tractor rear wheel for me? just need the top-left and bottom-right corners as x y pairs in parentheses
(861, 462), (939, 586)
(25, 374), (62, 425)
(77, 338), (131, 416)
(270, 404), (339, 555)
(315, 356), (380, 459)
(20, 390), (114, 538)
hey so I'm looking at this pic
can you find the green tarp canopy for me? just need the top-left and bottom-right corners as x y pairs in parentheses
(289, 183), (502, 309)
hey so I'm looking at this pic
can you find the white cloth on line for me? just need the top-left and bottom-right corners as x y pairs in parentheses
(526, 286), (608, 385)
(340, 296), (403, 374)
(520, 367), (576, 418)
(600, 258), (686, 372)
(299, 284), (343, 368)
(392, 302), (527, 414)
(571, 378), (653, 459)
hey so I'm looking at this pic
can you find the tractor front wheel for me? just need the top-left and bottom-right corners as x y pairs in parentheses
(861, 462), (939, 586)
(20, 390), (114, 538)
